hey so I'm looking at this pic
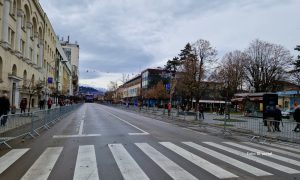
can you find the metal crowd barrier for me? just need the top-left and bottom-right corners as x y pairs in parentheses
(110, 104), (300, 143)
(0, 104), (81, 148)
(258, 120), (300, 143)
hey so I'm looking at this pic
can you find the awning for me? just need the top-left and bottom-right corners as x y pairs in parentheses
(249, 97), (263, 101)
(231, 98), (244, 102)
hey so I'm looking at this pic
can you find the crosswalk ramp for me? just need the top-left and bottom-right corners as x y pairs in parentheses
(0, 141), (299, 179)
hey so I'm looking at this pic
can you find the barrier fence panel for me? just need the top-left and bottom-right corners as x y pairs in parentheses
(0, 104), (82, 148)
(112, 104), (300, 143)
(259, 120), (300, 143)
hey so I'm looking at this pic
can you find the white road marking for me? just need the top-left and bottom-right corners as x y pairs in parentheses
(204, 142), (300, 174)
(53, 134), (101, 138)
(73, 145), (99, 180)
(135, 143), (197, 180)
(160, 142), (238, 179)
(0, 149), (30, 174)
(224, 142), (300, 167)
(79, 120), (84, 135)
(104, 110), (149, 135)
(182, 128), (207, 135)
(21, 147), (63, 180)
(263, 142), (300, 153)
(243, 142), (300, 159)
(183, 142), (272, 176)
(108, 144), (149, 180)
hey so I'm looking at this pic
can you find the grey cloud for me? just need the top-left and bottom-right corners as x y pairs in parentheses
(40, 0), (300, 88)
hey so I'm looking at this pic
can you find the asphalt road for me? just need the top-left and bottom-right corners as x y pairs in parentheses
(0, 103), (300, 180)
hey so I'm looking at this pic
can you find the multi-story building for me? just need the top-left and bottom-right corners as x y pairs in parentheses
(0, 0), (77, 109)
(0, 0), (46, 108)
(55, 40), (72, 98)
(43, 13), (57, 100)
(60, 36), (79, 96)
(122, 75), (141, 105)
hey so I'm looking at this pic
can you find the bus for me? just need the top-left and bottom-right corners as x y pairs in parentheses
(85, 94), (94, 103)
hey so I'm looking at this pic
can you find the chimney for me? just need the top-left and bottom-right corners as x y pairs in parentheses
(68, 36), (70, 43)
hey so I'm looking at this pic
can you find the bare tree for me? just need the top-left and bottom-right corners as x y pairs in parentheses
(212, 50), (246, 98)
(107, 81), (118, 91)
(243, 39), (292, 92)
(292, 72), (300, 85)
(192, 39), (217, 105)
(22, 80), (44, 112)
(174, 40), (217, 114)
(120, 73), (130, 84)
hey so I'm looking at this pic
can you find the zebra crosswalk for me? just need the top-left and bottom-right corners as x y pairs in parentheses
(0, 141), (300, 180)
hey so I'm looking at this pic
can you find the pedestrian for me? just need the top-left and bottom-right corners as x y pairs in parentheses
(293, 104), (300, 132)
(47, 98), (53, 109)
(39, 99), (43, 110)
(274, 105), (282, 132)
(0, 93), (10, 126)
(42, 99), (46, 109)
(199, 104), (204, 119)
(167, 102), (172, 116)
(264, 106), (275, 132)
(20, 98), (27, 113)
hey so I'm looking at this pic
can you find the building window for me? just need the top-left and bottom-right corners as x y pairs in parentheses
(30, 48), (33, 61)
(12, 64), (17, 76)
(8, 28), (15, 49)
(10, 0), (17, 17)
(23, 70), (27, 86)
(31, 74), (35, 86)
(20, 39), (25, 55)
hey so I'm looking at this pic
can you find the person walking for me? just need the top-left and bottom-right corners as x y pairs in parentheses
(39, 99), (43, 110)
(264, 106), (275, 132)
(199, 104), (204, 120)
(0, 93), (10, 126)
(293, 105), (300, 132)
(47, 98), (53, 109)
(20, 98), (27, 114)
(167, 102), (172, 116)
(274, 105), (282, 132)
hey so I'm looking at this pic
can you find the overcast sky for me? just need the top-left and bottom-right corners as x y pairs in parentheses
(40, 0), (300, 89)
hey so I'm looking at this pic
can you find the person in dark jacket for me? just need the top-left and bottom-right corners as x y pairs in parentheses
(274, 105), (282, 132)
(293, 105), (300, 132)
(0, 93), (10, 126)
(264, 106), (275, 132)
(20, 98), (27, 113)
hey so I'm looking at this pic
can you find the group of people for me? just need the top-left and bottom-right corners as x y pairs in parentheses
(264, 104), (300, 133)
(20, 97), (54, 113)
(264, 105), (283, 132)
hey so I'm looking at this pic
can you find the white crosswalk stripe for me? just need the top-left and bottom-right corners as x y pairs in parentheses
(136, 143), (197, 180)
(260, 142), (300, 153)
(204, 142), (300, 174)
(108, 144), (149, 180)
(224, 142), (300, 167)
(1, 141), (300, 179)
(73, 145), (99, 180)
(183, 142), (272, 177)
(21, 147), (63, 180)
(243, 142), (300, 159)
(0, 148), (29, 174)
(160, 142), (238, 179)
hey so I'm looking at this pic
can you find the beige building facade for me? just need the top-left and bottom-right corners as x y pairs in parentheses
(0, 0), (76, 109)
